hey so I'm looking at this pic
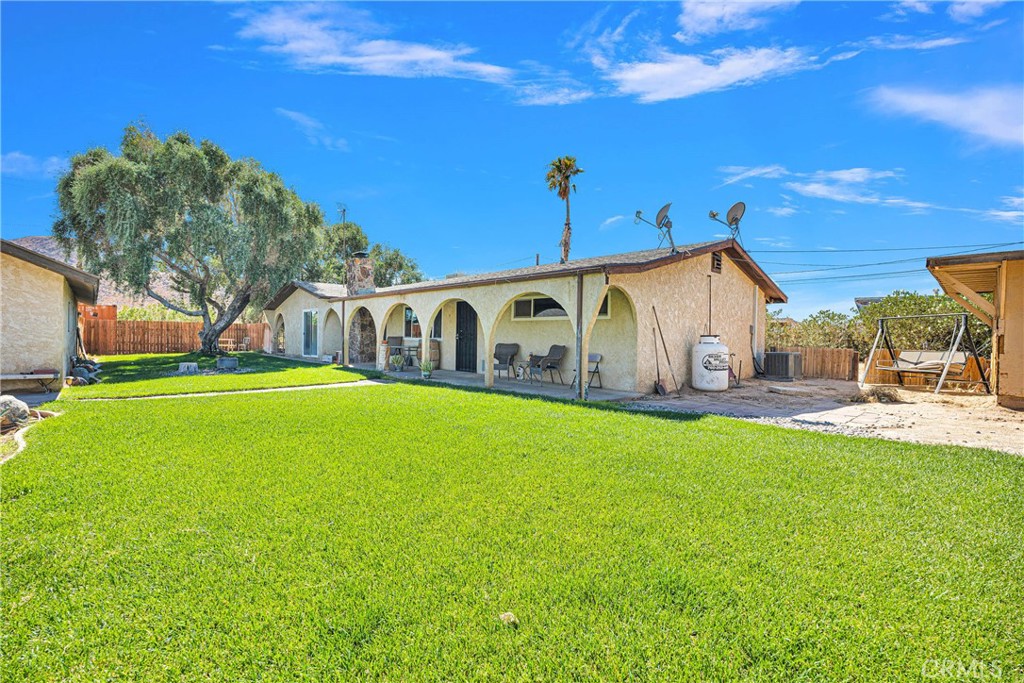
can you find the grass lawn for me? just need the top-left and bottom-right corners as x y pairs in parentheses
(3, 384), (1021, 681)
(63, 352), (374, 399)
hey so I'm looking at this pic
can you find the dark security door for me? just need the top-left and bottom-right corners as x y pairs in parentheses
(455, 302), (478, 372)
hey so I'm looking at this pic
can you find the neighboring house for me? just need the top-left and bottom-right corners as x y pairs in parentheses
(1, 239), (99, 393)
(10, 235), (177, 308)
(854, 296), (883, 311)
(927, 250), (1023, 410)
(263, 240), (786, 393)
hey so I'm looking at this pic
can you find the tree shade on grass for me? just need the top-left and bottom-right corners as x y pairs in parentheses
(64, 352), (374, 399)
(2, 384), (1021, 681)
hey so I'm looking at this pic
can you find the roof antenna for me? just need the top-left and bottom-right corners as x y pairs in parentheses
(634, 202), (678, 254)
(708, 201), (745, 242)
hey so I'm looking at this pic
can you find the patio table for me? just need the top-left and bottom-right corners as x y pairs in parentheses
(221, 339), (237, 352)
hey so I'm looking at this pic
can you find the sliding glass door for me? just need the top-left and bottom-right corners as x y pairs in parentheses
(302, 310), (318, 357)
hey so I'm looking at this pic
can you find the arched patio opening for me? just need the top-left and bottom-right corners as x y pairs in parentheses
(347, 307), (377, 366)
(273, 313), (286, 355)
(426, 298), (483, 373)
(490, 290), (576, 384)
(322, 309), (343, 359)
(586, 286), (638, 392)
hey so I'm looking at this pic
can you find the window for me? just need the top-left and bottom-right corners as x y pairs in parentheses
(431, 313), (442, 339)
(404, 306), (421, 338)
(302, 310), (318, 356)
(711, 252), (723, 274)
(512, 294), (610, 320)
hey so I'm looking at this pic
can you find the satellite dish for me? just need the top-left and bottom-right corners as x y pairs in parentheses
(726, 201), (746, 227)
(655, 202), (672, 228)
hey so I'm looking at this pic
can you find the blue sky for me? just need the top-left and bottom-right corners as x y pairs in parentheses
(2, 1), (1021, 317)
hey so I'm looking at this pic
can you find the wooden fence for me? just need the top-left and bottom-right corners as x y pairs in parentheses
(860, 348), (990, 391)
(80, 320), (268, 356)
(770, 346), (860, 381)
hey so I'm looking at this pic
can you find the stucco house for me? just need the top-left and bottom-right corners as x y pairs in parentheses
(1, 239), (99, 393)
(263, 239), (786, 394)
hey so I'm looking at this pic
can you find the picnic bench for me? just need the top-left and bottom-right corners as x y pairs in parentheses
(1, 372), (61, 391)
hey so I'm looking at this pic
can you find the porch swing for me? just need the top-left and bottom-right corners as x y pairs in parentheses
(859, 313), (991, 394)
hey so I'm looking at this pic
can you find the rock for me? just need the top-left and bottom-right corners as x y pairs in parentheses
(0, 396), (30, 429)
(498, 612), (519, 628)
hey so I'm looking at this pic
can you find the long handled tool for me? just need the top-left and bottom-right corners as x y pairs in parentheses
(652, 305), (681, 396)
(653, 327), (667, 395)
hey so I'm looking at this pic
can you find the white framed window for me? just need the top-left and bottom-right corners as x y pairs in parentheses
(511, 294), (610, 320)
(302, 309), (318, 356)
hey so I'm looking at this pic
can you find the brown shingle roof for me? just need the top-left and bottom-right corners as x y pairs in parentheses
(356, 240), (786, 303)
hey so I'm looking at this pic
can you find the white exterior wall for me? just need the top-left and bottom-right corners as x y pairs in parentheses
(1, 252), (79, 392)
(264, 249), (775, 393)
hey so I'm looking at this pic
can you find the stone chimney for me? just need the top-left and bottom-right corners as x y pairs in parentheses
(346, 251), (376, 295)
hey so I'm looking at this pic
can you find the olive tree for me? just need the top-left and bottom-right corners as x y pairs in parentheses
(54, 125), (322, 355)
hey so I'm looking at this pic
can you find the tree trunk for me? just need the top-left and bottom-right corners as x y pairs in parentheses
(197, 287), (252, 356)
(560, 196), (572, 263)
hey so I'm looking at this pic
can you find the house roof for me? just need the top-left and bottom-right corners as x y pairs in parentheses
(263, 279), (349, 310)
(1, 238), (100, 305)
(263, 239), (787, 311)
(354, 239), (786, 303)
(926, 250), (1024, 294)
(10, 235), (179, 308)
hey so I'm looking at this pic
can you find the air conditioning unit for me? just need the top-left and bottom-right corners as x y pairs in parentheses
(764, 352), (802, 380)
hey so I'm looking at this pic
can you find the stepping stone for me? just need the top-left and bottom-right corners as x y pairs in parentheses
(178, 362), (199, 374)
(767, 385), (813, 397)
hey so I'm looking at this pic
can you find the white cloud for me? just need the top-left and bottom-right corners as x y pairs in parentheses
(766, 206), (797, 217)
(237, 4), (511, 83)
(607, 46), (811, 103)
(674, 1), (800, 44)
(274, 108), (349, 152)
(717, 164), (789, 187)
(811, 168), (901, 183)
(880, 1), (934, 21)
(870, 85), (1023, 147)
(0, 151), (67, 178)
(948, 1), (1003, 23)
(599, 215), (625, 231)
(862, 34), (970, 50)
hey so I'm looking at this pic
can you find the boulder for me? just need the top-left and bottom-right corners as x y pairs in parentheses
(0, 396), (30, 429)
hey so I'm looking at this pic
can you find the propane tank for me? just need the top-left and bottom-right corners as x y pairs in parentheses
(692, 335), (730, 391)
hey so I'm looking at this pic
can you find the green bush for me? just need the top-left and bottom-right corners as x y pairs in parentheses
(767, 290), (991, 357)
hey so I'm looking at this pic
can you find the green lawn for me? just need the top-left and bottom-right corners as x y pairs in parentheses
(2, 384), (1021, 681)
(63, 352), (374, 399)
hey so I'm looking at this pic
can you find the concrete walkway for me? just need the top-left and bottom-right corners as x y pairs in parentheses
(76, 378), (390, 401)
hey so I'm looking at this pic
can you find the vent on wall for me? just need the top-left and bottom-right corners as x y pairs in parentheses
(711, 252), (723, 273)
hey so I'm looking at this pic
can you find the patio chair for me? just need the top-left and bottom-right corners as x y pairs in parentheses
(240, 336), (251, 352)
(529, 345), (567, 384)
(587, 353), (603, 388)
(493, 343), (520, 380)
(387, 336), (406, 365)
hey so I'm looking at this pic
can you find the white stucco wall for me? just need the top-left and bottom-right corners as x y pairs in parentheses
(611, 252), (767, 392)
(1, 252), (78, 392)
(264, 248), (774, 393)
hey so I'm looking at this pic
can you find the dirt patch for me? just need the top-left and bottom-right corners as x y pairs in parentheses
(630, 378), (1024, 456)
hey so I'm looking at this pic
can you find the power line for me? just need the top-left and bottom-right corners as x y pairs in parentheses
(747, 241), (1020, 254)
(767, 242), (1021, 276)
(778, 268), (933, 285)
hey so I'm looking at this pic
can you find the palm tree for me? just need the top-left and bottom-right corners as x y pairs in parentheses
(546, 156), (584, 263)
